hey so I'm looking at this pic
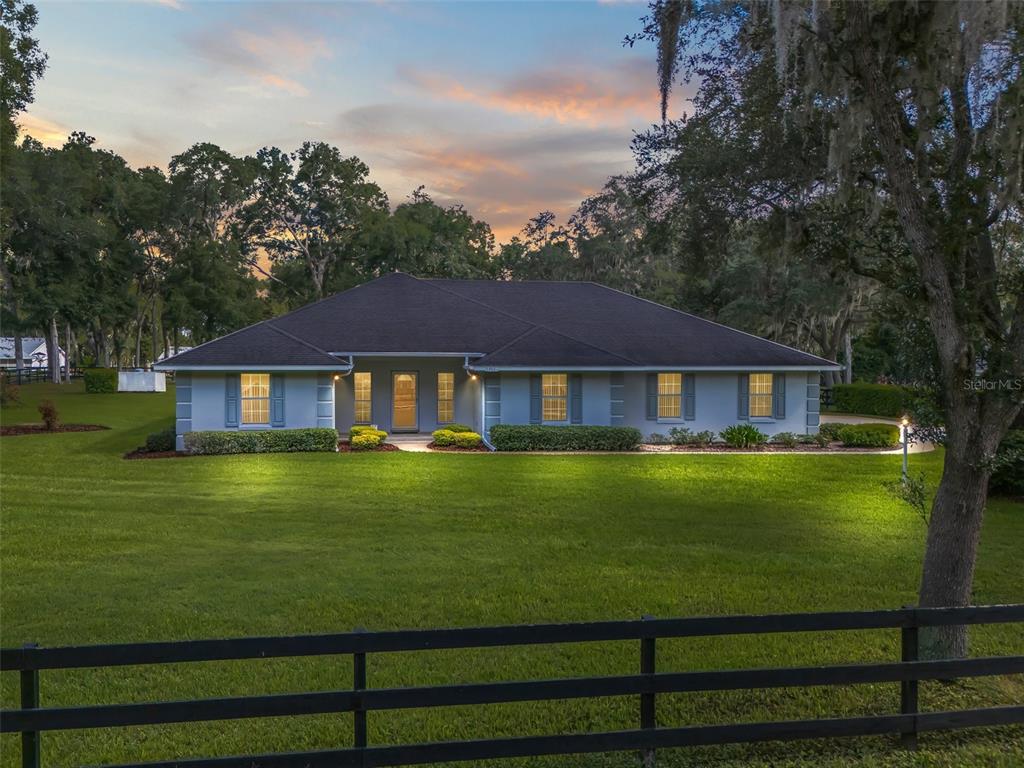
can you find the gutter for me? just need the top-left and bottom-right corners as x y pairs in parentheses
(468, 356), (496, 452)
(467, 365), (843, 373)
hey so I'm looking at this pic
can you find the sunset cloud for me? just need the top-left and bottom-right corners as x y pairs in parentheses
(403, 59), (661, 126)
(16, 112), (68, 147)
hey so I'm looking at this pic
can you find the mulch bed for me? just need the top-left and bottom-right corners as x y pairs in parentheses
(338, 441), (402, 452)
(1, 424), (109, 436)
(427, 442), (490, 452)
(123, 449), (188, 460)
(640, 442), (893, 453)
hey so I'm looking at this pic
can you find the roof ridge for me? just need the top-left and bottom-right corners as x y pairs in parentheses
(585, 281), (840, 367)
(424, 278), (639, 365)
(264, 322), (343, 363)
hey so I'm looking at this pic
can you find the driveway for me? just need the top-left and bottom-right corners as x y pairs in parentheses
(821, 412), (934, 454)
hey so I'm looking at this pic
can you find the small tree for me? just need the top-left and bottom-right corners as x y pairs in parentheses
(37, 399), (58, 430)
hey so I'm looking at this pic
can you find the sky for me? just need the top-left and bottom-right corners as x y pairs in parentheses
(21, 0), (667, 242)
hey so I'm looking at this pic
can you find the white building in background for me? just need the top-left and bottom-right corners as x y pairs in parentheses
(0, 337), (67, 370)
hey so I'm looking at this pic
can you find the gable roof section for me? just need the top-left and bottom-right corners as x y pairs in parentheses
(157, 272), (839, 370)
(154, 321), (347, 369)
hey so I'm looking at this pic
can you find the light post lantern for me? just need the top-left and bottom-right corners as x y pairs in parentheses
(900, 416), (910, 480)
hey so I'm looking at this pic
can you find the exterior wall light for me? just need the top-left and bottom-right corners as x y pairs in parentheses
(333, 374), (340, 381)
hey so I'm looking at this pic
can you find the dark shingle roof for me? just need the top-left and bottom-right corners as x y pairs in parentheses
(157, 272), (838, 369)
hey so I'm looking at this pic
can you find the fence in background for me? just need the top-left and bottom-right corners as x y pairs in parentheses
(2, 605), (1023, 768)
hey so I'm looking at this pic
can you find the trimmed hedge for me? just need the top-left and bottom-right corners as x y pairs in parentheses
(831, 383), (910, 418)
(145, 427), (176, 452)
(439, 423), (474, 433)
(837, 423), (900, 448)
(818, 422), (845, 442)
(489, 425), (642, 452)
(83, 368), (118, 394)
(990, 430), (1024, 496)
(184, 428), (339, 455)
(349, 427), (388, 449)
(434, 429), (482, 448)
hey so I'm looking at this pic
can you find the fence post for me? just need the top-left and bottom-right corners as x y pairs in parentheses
(20, 643), (40, 768)
(900, 607), (919, 750)
(353, 628), (368, 752)
(640, 615), (656, 768)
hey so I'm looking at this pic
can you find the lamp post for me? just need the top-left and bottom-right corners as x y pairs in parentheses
(900, 416), (910, 480)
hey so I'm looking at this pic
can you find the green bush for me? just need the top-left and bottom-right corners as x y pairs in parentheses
(350, 432), (383, 450)
(647, 432), (672, 445)
(771, 431), (799, 448)
(83, 367), (118, 394)
(801, 432), (830, 448)
(837, 423), (901, 448)
(432, 428), (457, 446)
(818, 422), (845, 442)
(349, 425), (380, 436)
(831, 383), (910, 418)
(667, 427), (715, 446)
(0, 371), (20, 406)
(489, 425), (642, 452)
(184, 428), (339, 455)
(720, 424), (768, 448)
(453, 431), (482, 448)
(145, 427), (176, 452)
(441, 423), (474, 433)
(990, 430), (1024, 496)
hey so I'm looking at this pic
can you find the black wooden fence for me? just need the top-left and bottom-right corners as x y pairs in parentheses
(2, 605), (1022, 768)
(3, 368), (82, 385)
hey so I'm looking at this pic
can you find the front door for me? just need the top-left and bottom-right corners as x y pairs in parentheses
(392, 372), (418, 432)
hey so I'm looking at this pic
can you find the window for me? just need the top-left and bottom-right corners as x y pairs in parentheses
(657, 373), (682, 418)
(241, 373), (270, 425)
(542, 373), (568, 421)
(749, 373), (773, 417)
(437, 372), (454, 423)
(354, 372), (372, 423)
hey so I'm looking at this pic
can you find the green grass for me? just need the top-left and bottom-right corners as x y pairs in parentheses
(1, 382), (1021, 767)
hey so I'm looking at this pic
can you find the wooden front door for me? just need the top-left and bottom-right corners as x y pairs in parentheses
(392, 372), (418, 432)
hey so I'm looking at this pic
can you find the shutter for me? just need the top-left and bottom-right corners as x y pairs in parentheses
(646, 373), (658, 420)
(570, 374), (583, 424)
(225, 374), (239, 427)
(529, 374), (542, 424)
(270, 373), (286, 427)
(772, 372), (786, 420)
(737, 373), (749, 420)
(684, 373), (696, 420)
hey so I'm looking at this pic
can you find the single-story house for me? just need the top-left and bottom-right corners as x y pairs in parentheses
(155, 272), (840, 450)
(0, 337), (67, 370)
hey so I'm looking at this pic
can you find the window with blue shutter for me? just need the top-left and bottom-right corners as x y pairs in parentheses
(570, 374), (583, 424)
(270, 374), (285, 427)
(529, 374), (541, 424)
(225, 374), (239, 427)
(737, 374), (749, 420)
(772, 373), (786, 420)
(684, 373), (696, 420)
(646, 373), (657, 420)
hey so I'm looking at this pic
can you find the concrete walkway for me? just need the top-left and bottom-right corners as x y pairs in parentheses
(820, 413), (934, 454)
(386, 434), (434, 452)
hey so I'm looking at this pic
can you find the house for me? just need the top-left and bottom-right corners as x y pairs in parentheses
(0, 337), (67, 370)
(154, 272), (840, 450)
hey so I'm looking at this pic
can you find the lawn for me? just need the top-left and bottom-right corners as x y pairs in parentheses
(1, 382), (1021, 768)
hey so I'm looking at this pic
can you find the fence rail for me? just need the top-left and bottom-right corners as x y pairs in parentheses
(2, 368), (83, 385)
(2, 605), (1022, 768)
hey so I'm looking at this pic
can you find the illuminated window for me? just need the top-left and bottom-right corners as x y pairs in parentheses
(542, 373), (568, 422)
(657, 373), (682, 418)
(437, 372), (454, 423)
(241, 373), (270, 425)
(354, 372), (372, 423)
(749, 373), (773, 417)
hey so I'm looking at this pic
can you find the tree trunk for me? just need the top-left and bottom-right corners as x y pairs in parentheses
(843, 331), (853, 384)
(64, 322), (73, 383)
(135, 318), (143, 369)
(100, 327), (111, 368)
(151, 302), (160, 367)
(13, 332), (23, 377)
(48, 317), (61, 384)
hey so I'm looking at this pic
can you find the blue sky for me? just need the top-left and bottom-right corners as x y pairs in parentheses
(23, 0), (671, 241)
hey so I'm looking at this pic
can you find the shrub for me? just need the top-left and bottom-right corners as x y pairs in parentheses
(990, 430), (1024, 496)
(184, 428), (339, 455)
(350, 432), (383, 450)
(771, 431), (799, 448)
(668, 427), (715, 446)
(37, 400), (59, 431)
(489, 425), (642, 452)
(837, 423), (901, 448)
(720, 424), (767, 448)
(83, 367), (118, 394)
(831, 383), (910, 418)
(145, 427), (176, 452)
(441, 423), (474, 433)
(349, 425), (379, 436)
(453, 431), (482, 448)
(818, 422), (845, 442)
(432, 428), (457, 446)
(800, 432), (830, 448)
(647, 432), (672, 445)
(0, 371), (20, 406)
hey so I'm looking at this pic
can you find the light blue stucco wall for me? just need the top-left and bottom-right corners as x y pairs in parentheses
(334, 357), (480, 435)
(177, 367), (820, 446)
